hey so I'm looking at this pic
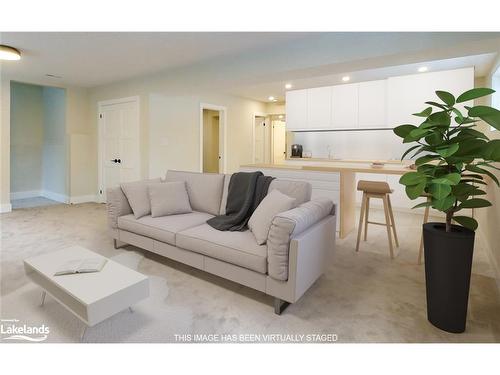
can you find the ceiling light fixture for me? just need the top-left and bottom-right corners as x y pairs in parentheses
(285, 83), (292, 89)
(0, 45), (21, 61)
(342, 76), (350, 82)
(268, 96), (275, 101)
(418, 66), (428, 73)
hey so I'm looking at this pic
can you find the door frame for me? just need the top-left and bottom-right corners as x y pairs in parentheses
(199, 103), (227, 173)
(271, 116), (287, 163)
(251, 112), (268, 163)
(97, 96), (140, 203)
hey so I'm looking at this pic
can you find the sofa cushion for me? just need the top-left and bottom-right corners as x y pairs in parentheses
(165, 170), (224, 216)
(121, 178), (161, 219)
(149, 181), (192, 217)
(117, 211), (214, 245)
(267, 197), (334, 281)
(268, 179), (311, 208)
(219, 174), (231, 215)
(248, 189), (296, 245)
(177, 224), (267, 274)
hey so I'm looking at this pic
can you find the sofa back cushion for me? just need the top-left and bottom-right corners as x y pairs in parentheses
(165, 170), (225, 216)
(121, 178), (161, 219)
(149, 181), (192, 217)
(268, 179), (311, 208)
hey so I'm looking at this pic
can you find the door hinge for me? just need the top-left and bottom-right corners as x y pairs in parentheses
(99, 114), (103, 119)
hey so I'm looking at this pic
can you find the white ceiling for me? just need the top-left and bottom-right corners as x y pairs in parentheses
(1, 32), (499, 101)
(0, 32), (312, 87)
(231, 53), (499, 102)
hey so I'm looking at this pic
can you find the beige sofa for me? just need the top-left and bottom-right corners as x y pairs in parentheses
(106, 170), (336, 314)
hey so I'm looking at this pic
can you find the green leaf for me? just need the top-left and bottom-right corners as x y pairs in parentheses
(393, 124), (417, 139)
(412, 201), (433, 209)
(427, 111), (451, 127)
(413, 107), (433, 117)
(432, 195), (455, 211)
(406, 181), (426, 200)
(429, 183), (452, 200)
(466, 165), (500, 186)
(432, 173), (461, 185)
(453, 216), (478, 231)
(459, 198), (492, 209)
(399, 172), (426, 186)
(436, 143), (459, 158)
(425, 101), (448, 110)
(483, 140), (500, 161)
(456, 88), (495, 103)
(436, 90), (455, 106)
(409, 128), (430, 139)
(468, 105), (499, 117)
(415, 154), (441, 166)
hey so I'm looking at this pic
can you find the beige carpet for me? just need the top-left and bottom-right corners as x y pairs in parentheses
(1, 202), (500, 343)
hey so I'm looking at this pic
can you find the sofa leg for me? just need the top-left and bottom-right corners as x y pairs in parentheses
(113, 239), (127, 249)
(274, 298), (290, 315)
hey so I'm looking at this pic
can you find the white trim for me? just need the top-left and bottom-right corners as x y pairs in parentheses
(69, 195), (98, 204)
(251, 112), (267, 163)
(0, 203), (12, 213)
(40, 190), (69, 204)
(10, 190), (41, 200)
(97, 96), (140, 203)
(199, 103), (227, 173)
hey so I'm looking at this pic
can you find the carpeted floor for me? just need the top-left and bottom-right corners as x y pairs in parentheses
(1, 202), (499, 343)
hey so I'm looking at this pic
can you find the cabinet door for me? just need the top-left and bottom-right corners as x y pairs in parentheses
(307, 86), (332, 129)
(286, 89), (308, 130)
(359, 80), (387, 128)
(332, 83), (359, 128)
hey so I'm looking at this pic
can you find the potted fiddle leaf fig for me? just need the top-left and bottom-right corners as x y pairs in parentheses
(393, 88), (500, 333)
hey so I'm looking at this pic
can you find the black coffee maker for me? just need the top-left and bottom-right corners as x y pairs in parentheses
(291, 144), (303, 158)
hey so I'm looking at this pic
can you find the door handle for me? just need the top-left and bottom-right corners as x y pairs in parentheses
(110, 159), (118, 163)
(117, 159), (121, 164)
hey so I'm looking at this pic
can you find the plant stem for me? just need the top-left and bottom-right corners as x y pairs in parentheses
(446, 211), (453, 233)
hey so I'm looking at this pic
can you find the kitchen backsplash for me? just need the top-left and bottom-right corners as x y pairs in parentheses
(291, 129), (410, 160)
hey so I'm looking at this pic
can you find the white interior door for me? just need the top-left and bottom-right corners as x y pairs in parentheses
(272, 120), (286, 164)
(99, 98), (140, 202)
(254, 117), (266, 163)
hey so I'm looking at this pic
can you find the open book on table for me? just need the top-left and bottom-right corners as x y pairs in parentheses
(54, 258), (107, 276)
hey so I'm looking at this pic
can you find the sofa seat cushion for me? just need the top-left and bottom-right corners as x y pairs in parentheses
(177, 224), (267, 274)
(117, 211), (214, 246)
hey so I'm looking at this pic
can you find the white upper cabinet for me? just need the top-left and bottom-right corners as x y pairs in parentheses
(307, 86), (332, 129)
(358, 80), (387, 128)
(387, 67), (474, 127)
(286, 89), (308, 130)
(331, 83), (359, 128)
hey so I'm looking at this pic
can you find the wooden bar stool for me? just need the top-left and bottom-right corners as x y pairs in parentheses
(417, 194), (432, 265)
(355, 180), (399, 259)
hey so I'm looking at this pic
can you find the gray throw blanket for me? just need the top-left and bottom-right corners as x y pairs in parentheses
(207, 171), (274, 231)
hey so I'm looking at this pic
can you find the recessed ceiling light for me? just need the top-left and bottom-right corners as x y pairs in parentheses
(0, 45), (21, 61)
(342, 76), (350, 82)
(279, 115), (284, 119)
(418, 66), (428, 73)
(268, 96), (275, 101)
(285, 83), (292, 89)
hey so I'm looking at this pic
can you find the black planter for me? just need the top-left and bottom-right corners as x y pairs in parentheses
(423, 222), (475, 333)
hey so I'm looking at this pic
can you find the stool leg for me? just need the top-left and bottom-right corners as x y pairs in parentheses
(418, 204), (430, 265)
(387, 195), (399, 248)
(382, 195), (394, 259)
(356, 193), (367, 252)
(363, 196), (370, 241)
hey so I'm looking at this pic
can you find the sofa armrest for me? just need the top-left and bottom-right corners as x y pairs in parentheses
(106, 187), (132, 229)
(267, 197), (334, 281)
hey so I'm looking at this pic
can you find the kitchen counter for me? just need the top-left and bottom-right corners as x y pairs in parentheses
(241, 160), (411, 239)
(242, 160), (412, 175)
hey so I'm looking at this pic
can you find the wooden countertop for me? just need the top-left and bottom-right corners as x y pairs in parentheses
(285, 157), (410, 164)
(241, 160), (412, 175)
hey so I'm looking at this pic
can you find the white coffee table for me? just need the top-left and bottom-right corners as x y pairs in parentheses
(24, 245), (149, 340)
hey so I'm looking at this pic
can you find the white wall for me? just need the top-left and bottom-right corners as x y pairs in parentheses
(10, 82), (44, 194)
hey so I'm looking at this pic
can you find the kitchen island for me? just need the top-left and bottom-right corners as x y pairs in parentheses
(241, 160), (411, 238)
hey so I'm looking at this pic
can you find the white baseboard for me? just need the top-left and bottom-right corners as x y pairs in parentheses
(10, 190), (41, 200)
(479, 228), (500, 292)
(0, 203), (12, 213)
(40, 190), (69, 204)
(69, 195), (97, 204)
